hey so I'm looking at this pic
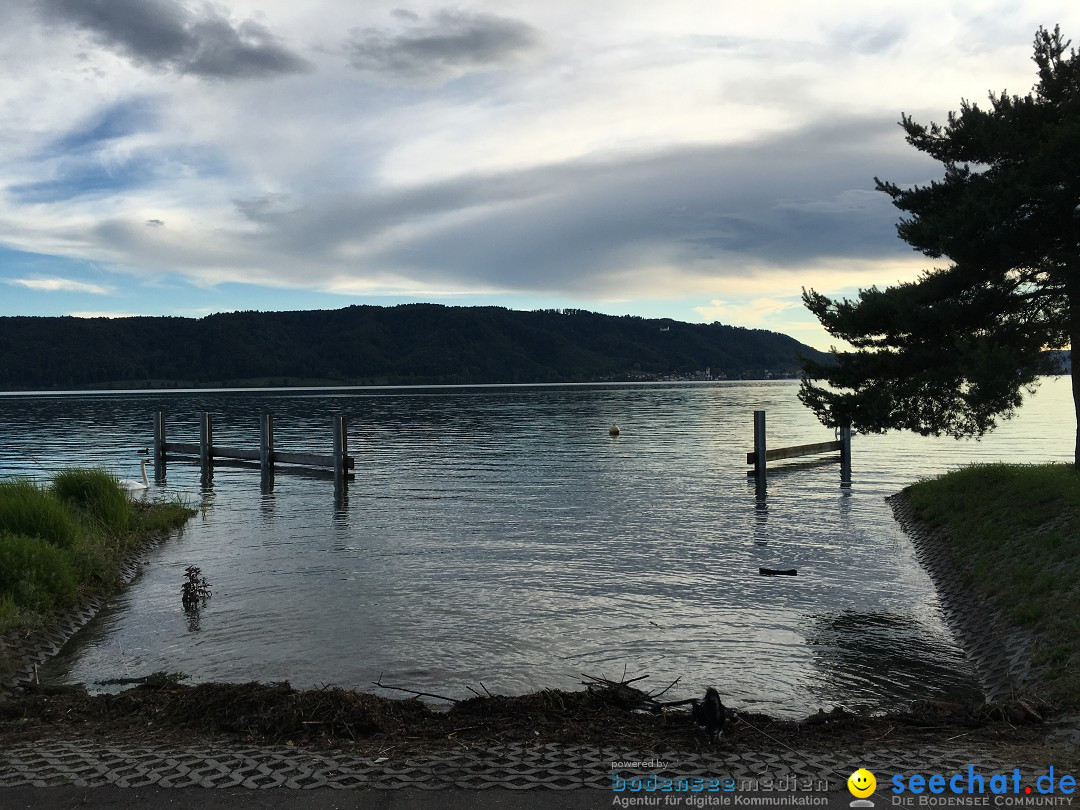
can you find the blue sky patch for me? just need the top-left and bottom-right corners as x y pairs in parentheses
(48, 97), (159, 155)
(9, 146), (228, 205)
(10, 153), (162, 204)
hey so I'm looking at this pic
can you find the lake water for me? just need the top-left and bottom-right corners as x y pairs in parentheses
(2, 378), (1072, 717)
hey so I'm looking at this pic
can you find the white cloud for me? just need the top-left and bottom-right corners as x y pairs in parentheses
(694, 297), (802, 325)
(8, 277), (109, 294)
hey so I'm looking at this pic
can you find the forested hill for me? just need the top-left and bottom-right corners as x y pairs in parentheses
(0, 305), (827, 390)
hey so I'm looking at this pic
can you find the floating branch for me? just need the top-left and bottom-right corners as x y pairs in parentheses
(372, 676), (458, 703)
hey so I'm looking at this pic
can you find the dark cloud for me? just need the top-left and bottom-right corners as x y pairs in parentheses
(221, 116), (937, 295)
(346, 9), (539, 80)
(144, 219), (164, 226)
(38, 0), (311, 79)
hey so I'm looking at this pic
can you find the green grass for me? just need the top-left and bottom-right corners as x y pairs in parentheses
(0, 472), (196, 652)
(52, 467), (135, 534)
(0, 533), (79, 612)
(0, 478), (81, 548)
(133, 496), (197, 536)
(906, 463), (1080, 707)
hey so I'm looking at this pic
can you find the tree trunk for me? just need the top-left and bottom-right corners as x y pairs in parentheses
(1073, 342), (1080, 470)
(1070, 278), (1080, 470)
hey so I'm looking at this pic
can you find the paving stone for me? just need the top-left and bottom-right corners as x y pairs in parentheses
(2, 738), (1053, 791)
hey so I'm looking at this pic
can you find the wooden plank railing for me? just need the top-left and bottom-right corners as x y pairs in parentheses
(747, 410), (851, 484)
(746, 439), (843, 465)
(153, 411), (354, 487)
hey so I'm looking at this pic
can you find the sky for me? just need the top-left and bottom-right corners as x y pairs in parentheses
(1, 1), (1077, 350)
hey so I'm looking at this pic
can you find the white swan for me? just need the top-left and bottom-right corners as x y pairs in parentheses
(118, 459), (150, 491)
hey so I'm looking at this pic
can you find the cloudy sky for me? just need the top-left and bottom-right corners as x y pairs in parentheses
(1, 1), (1076, 348)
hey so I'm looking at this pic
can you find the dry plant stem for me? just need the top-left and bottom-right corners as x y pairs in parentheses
(581, 673), (649, 687)
(649, 677), (681, 700)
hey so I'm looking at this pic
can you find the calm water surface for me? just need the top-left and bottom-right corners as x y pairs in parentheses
(1, 379), (1072, 717)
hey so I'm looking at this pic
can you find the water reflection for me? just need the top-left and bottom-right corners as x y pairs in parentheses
(333, 476), (348, 513)
(259, 466), (273, 495)
(259, 491), (275, 523)
(751, 476), (769, 546)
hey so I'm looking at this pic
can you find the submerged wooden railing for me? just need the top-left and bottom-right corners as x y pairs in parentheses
(746, 410), (851, 484)
(152, 411), (354, 487)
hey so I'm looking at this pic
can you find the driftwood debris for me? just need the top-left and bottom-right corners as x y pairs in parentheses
(2, 670), (1049, 755)
(98, 672), (189, 688)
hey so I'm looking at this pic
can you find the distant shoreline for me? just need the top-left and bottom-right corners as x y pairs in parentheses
(0, 377), (803, 397)
(0, 304), (822, 390)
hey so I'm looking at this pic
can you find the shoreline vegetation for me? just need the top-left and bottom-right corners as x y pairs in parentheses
(0, 463), (1076, 764)
(905, 463), (1080, 709)
(0, 304), (825, 391)
(0, 469), (195, 678)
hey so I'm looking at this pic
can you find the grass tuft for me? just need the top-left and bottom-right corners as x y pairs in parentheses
(0, 532), (79, 612)
(51, 467), (134, 534)
(0, 593), (18, 628)
(133, 494), (196, 536)
(0, 478), (81, 548)
(906, 462), (1080, 707)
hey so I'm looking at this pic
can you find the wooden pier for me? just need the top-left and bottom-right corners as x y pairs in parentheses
(746, 410), (851, 484)
(152, 411), (354, 486)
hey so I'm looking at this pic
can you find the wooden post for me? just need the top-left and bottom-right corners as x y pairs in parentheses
(333, 415), (347, 486)
(153, 411), (166, 482)
(333, 415), (348, 509)
(753, 410), (767, 484)
(839, 423), (852, 485)
(199, 412), (214, 472)
(260, 412), (274, 477)
(199, 412), (214, 488)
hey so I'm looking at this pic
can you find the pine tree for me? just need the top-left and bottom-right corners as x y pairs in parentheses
(800, 26), (1080, 467)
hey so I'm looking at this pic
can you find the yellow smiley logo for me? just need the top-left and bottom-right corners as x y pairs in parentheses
(848, 768), (876, 798)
